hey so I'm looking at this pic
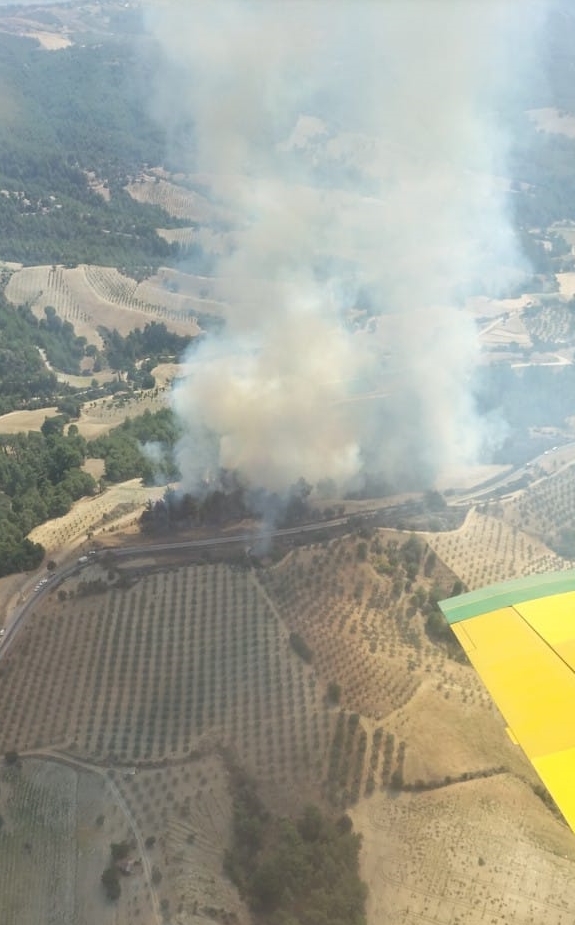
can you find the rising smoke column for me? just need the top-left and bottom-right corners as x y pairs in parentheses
(144, 0), (540, 494)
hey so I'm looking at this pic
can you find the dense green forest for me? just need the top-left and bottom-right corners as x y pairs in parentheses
(0, 31), (189, 267)
(0, 293), (80, 413)
(98, 322), (192, 376)
(0, 288), (194, 414)
(0, 417), (96, 575)
(0, 403), (183, 577)
(224, 770), (367, 925)
(88, 407), (180, 484)
(0, 292), (121, 413)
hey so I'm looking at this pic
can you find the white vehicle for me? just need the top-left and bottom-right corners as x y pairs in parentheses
(0, 628), (5, 637)
(78, 555), (88, 563)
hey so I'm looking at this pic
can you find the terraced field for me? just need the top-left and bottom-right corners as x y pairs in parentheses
(424, 508), (569, 589)
(1, 526), (573, 925)
(495, 461), (575, 555)
(0, 563), (341, 804)
(4, 264), (201, 345)
(27, 479), (166, 553)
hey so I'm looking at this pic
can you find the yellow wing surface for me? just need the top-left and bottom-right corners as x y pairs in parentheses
(439, 570), (575, 833)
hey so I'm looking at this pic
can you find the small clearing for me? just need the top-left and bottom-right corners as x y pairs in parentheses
(75, 387), (171, 440)
(0, 406), (58, 435)
(27, 31), (72, 50)
(556, 271), (575, 298)
(126, 173), (237, 225)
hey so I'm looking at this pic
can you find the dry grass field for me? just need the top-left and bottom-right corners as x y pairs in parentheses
(353, 773), (575, 925)
(27, 479), (166, 553)
(112, 753), (252, 925)
(74, 386), (172, 441)
(0, 406), (59, 434)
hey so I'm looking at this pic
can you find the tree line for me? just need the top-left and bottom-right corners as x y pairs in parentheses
(0, 417), (95, 576)
(224, 767), (367, 925)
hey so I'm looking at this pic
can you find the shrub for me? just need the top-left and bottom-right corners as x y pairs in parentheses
(101, 867), (121, 902)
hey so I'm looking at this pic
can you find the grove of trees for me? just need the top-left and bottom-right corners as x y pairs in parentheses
(224, 773), (367, 925)
(0, 417), (96, 575)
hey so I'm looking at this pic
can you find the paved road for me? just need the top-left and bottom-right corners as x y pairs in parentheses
(0, 514), (353, 659)
(448, 441), (575, 506)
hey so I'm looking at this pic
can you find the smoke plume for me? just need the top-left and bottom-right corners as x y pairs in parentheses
(144, 0), (543, 495)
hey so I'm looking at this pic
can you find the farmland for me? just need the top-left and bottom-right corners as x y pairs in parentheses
(126, 174), (237, 227)
(493, 460), (575, 556)
(424, 507), (570, 589)
(1, 526), (574, 924)
(4, 1), (575, 921)
(26, 479), (167, 554)
(0, 561), (338, 806)
(0, 760), (76, 924)
(4, 264), (201, 347)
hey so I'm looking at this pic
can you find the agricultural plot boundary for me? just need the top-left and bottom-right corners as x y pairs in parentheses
(4, 264), (201, 343)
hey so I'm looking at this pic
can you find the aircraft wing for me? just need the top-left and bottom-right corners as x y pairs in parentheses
(439, 570), (575, 834)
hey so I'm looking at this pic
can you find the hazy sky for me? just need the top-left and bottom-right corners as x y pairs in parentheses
(0, 1), (69, 5)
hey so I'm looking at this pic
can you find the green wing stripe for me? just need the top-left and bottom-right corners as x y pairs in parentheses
(439, 569), (575, 624)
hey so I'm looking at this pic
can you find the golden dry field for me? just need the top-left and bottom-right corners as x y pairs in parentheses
(27, 479), (166, 553)
(0, 406), (59, 434)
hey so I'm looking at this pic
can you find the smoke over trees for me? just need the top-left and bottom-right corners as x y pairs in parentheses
(143, 0), (546, 496)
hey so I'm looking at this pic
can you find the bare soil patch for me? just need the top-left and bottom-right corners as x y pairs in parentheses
(82, 458), (106, 480)
(27, 31), (72, 50)
(556, 271), (575, 298)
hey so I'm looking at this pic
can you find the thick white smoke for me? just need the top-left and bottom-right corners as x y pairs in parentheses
(144, 0), (543, 494)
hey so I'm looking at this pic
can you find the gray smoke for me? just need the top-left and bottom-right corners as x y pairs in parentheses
(144, 0), (545, 494)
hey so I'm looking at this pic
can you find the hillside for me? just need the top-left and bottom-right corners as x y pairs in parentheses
(1, 529), (574, 924)
(4, 2), (575, 925)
